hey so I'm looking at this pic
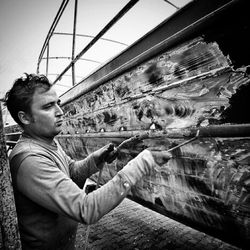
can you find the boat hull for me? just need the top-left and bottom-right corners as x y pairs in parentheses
(57, 0), (250, 247)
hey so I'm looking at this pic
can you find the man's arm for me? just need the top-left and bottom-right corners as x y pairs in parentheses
(15, 149), (170, 225)
(63, 143), (116, 187)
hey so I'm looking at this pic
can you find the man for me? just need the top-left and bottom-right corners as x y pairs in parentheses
(4, 73), (171, 249)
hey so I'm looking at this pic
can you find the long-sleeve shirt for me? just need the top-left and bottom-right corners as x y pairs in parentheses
(9, 133), (153, 250)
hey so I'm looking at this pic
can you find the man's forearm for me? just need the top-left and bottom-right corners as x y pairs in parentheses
(70, 154), (100, 188)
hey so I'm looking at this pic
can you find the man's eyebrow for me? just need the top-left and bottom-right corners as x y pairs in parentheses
(42, 99), (59, 107)
(42, 101), (54, 107)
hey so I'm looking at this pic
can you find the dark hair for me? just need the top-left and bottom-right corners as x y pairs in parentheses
(3, 73), (52, 126)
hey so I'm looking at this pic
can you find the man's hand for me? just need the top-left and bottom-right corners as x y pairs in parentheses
(92, 143), (118, 167)
(139, 148), (172, 176)
(105, 147), (118, 163)
(147, 148), (172, 168)
(121, 149), (172, 186)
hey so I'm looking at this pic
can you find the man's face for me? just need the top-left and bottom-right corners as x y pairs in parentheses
(27, 86), (64, 140)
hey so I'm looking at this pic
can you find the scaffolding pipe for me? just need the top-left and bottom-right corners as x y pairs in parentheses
(53, 32), (128, 46)
(53, 0), (139, 85)
(37, 0), (70, 73)
(163, 0), (180, 10)
(46, 43), (50, 77)
(42, 56), (101, 64)
(71, 0), (78, 86)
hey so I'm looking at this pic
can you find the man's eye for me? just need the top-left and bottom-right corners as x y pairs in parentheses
(44, 104), (52, 109)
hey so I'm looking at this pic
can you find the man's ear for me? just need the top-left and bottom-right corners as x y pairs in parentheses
(18, 111), (32, 125)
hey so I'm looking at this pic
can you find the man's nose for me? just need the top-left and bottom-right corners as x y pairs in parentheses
(56, 104), (64, 116)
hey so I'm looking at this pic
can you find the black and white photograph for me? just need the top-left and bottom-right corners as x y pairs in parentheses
(0, 0), (249, 249)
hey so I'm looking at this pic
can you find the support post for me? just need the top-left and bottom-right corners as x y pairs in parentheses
(0, 104), (21, 249)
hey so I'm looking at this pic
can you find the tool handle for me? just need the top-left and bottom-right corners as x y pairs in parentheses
(166, 130), (199, 152)
(166, 136), (197, 152)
